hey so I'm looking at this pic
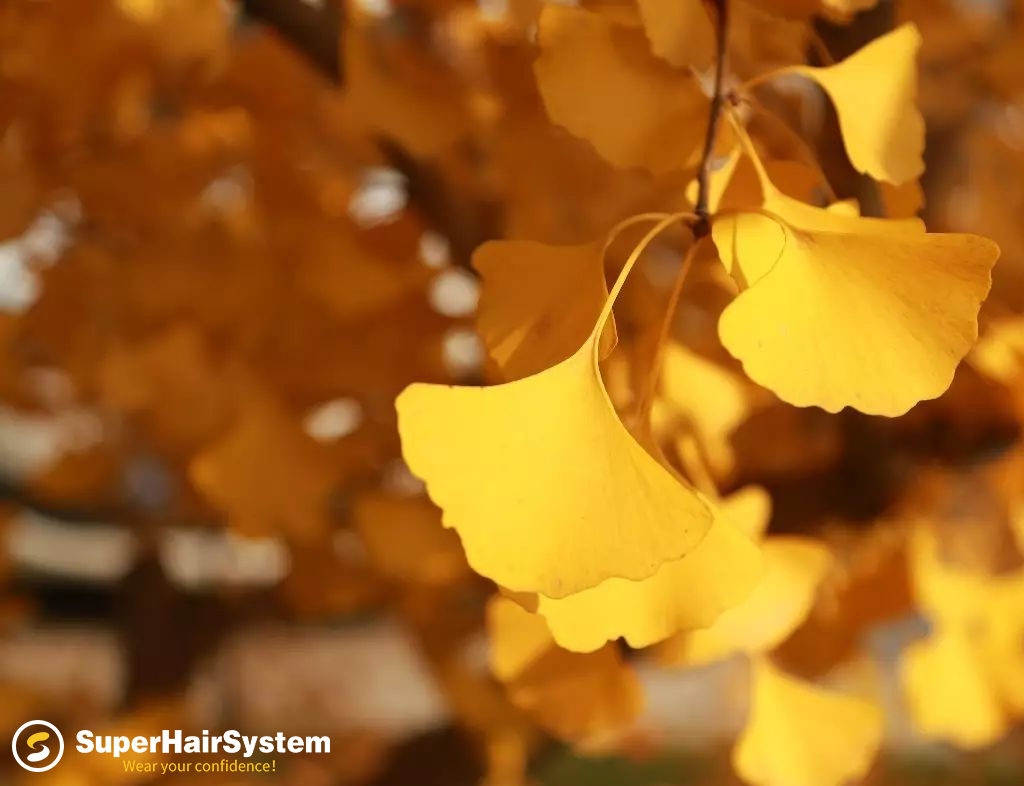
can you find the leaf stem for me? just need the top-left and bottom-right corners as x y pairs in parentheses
(693, 0), (730, 238)
(636, 239), (701, 424)
(592, 213), (693, 367)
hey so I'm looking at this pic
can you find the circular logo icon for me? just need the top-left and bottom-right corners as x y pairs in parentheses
(12, 720), (64, 772)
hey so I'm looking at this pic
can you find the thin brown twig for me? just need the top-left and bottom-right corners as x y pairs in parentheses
(693, 0), (729, 237)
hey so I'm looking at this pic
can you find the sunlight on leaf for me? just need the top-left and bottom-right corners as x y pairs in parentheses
(398, 218), (713, 598)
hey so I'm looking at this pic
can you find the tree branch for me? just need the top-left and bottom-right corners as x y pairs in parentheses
(240, 0), (344, 83)
(694, 0), (729, 237)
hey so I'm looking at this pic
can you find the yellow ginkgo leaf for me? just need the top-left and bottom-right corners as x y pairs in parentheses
(908, 524), (996, 628)
(711, 124), (925, 287)
(904, 523), (1024, 734)
(711, 126), (924, 285)
(734, 658), (882, 786)
(982, 592), (1024, 716)
(901, 627), (1006, 749)
(784, 24), (924, 185)
(398, 217), (713, 598)
(636, 0), (714, 70)
(474, 239), (614, 381)
(535, 5), (707, 174)
(757, 175), (916, 241)
(533, 488), (764, 652)
(717, 223), (998, 416)
(487, 596), (643, 742)
(662, 537), (831, 666)
(653, 343), (750, 477)
(489, 593), (561, 683)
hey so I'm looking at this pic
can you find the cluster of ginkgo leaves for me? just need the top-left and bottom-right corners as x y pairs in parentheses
(395, 2), (1023, 785)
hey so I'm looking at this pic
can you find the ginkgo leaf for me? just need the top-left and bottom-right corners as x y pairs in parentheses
(653, 343), (750, 477)
(353, 493), (468, 586)
(532, 489), (764, 652)
(717, 223), (999, 416)
(661, 536), (831, 666)
(982, 591), (1024, 715)
(534, 5), (707, 174)
(489, 594), (559, 683)
(901, 627), (1007, 749)
(487, 596), (643, 741)
(474, 239), (615, 381)
(710, 124), (994, 415)
(903, 523), (1024, 739)
(189, 385), (338, 540)
(513, 641), (643, 742)
(398, 218), (714, 598)
(734, 658), (882, 786)
(636, 0), (714, 70)
(909, 524), (996, 628)
(783, 24), (924, 184)
(397, 326), (712, 596)
(711, 134), (924, 285)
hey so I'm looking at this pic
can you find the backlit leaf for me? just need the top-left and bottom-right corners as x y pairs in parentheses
(717, 219), (998, 415)
(788, 24), (925, 185)
(398, 223), (713, 598)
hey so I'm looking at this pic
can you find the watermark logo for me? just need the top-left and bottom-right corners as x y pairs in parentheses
(12, 720), (64, 772)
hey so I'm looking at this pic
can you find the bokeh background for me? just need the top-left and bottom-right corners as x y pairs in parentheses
(2, 0), (1024, 784)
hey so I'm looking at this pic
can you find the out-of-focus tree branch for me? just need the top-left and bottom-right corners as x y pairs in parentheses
(240, 0), (344, 83)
